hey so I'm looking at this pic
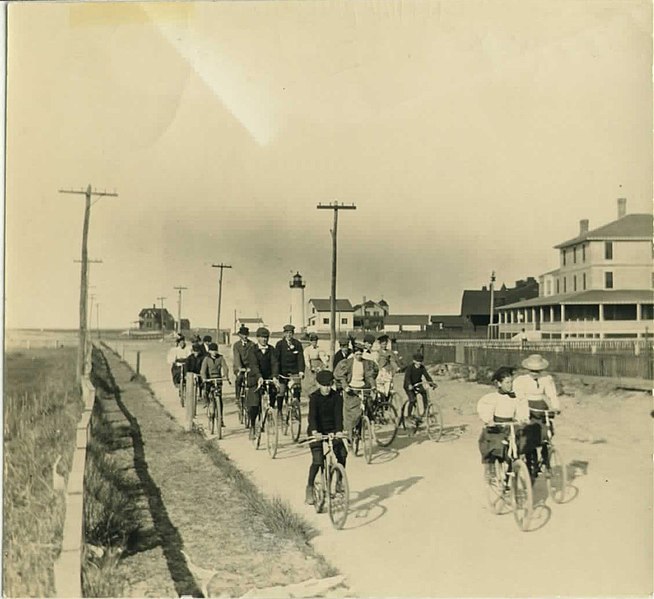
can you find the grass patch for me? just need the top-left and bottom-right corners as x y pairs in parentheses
(3, 348), (83, 597)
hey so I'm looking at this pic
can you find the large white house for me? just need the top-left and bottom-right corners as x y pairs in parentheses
(494, 199), (654, 339)
(307, 299), (354, 334)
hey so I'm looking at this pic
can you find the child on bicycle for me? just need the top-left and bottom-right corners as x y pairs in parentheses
(402, 352), (436, 423)
(306, 369), (346, 505)
(477, 366), (530, 481)
(200, 343), (231, 419)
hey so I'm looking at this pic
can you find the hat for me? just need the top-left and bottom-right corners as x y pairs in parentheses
(377, 334), (390, 343)
(412, 351), (424, 362)
(316, 370), (334, 386)
(208, 342), (219, 351)
(353, 342), (365, 352)
(491, 366), (515, 383)
(202, 335), (212, 343)
(255, 327), (270, 337)
(363, 333), (375, 343)
(338, 338), (349, 347)
(308, 333), (318, 341)
(191, 342), (202, 352)
(238, 326), (249, 336)
(283, 324), (295, 332)
(521, 354), (549, 371)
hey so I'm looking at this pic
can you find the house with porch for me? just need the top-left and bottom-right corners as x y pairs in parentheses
(494, 199), (654, 339)
(307, 299), (354, 334)
(352, 298), (390, 330)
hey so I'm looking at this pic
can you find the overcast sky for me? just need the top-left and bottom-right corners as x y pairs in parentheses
(5, 0), (652, 331)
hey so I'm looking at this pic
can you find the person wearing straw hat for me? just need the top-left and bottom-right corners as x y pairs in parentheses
(513, 354), (560, 479)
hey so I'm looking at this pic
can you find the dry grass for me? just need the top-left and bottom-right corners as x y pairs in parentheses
(3, 349), (83, 597)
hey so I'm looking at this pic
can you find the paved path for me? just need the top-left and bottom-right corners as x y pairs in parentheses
(105, 339), (653, 598)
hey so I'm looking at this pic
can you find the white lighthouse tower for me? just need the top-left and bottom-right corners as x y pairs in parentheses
(289, 272), (306, 332)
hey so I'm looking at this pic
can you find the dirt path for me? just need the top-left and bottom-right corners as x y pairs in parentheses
(107, 339), (653, 597)
(93, 347), (341, 598)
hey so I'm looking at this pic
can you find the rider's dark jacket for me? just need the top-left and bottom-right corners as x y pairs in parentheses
(275, 338), (306, 375)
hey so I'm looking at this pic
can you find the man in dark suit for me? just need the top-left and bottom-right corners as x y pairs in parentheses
(233, 325), (253, 404)
(274, 324), (305, 403)
(332, 338), (350, 370)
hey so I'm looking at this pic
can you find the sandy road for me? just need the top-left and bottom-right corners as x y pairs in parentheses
(106, 339), (652, 597)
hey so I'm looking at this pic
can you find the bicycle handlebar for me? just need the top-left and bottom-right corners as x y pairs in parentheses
(528, 408), (560, 415)
(301, 432), (349, 444)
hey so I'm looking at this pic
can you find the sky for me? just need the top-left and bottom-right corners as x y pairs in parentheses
(5, 0), (653, 331)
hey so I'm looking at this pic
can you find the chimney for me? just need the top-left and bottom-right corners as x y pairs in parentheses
(481, 285), (487, 291)
(153, 303), (156, 309)
(362, 295), (366, 306)
(617, 198), (627, 219)
(579, 219), (589, 234)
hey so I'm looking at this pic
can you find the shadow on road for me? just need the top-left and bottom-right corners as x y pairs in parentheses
(344, 475), (423, 530)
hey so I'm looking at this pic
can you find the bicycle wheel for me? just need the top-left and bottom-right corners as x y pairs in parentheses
(362, 416), (373, 464)
(207, 393), (216, 435)
(290, 400), (302, 443)
(352, 422), (361, 457)
(179, 379), (185, 408)
(546, 446), (568, 503)
(425, 403), (443, 442)
(328, 463), (349, 530)
(486, 460), (512, 515)
(281, 402), (290, 436)
(215, 391), (223, 440)
(266, 408), (279, 459)
(313, 469), (326, 514)
(237, 393), (244, 424)
(372, 401), (398, 447)
(512, 459), (533, 531)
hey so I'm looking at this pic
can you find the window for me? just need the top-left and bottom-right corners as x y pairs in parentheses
(562, 249), (566, 266)
(323, 318), (329, 325)
(556, 279), (560, 294)
(583, 273), (587, 290)
(573, 247), (577, 264)
(605, 272), (613, 289)
(341, 318), (347, 325)
(582, 244), (586, 262)
(312, 307), (315, 314)
(573, 275), (577, 291)
(642, 304), (654, 321)
(605, 241), (613, 260)
(546, 280), (552, 296)
(563, 277), (567, 293)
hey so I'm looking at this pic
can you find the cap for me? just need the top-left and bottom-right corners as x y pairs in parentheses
(308, 333), (318, 341)
(283, 324), (295, 332)
(363, 333), (375, 343)
(202, 335), (212, 343)
(208, 342), (219, 351)
(353, 342), (365, 352)
(338, 338), (349, 347)
(191, 343), (202, 352)
(316, 370), (334, 386)
(412, 351), (424, 362)
(377, 334), (390, 343)
(256, 327), (270, 337)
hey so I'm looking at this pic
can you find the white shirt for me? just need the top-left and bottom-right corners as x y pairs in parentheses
(167, 345), (190, 365)
(513, 373), (560, 410)
(350, 359), (365, 388)
(477, 391), (530, 424)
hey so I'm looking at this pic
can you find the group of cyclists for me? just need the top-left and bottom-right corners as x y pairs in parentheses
(167, 327), (562, 511)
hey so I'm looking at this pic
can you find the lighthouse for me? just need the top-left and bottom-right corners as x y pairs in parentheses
(289, 272), (306, 332)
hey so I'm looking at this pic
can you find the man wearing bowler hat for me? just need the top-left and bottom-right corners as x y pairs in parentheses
(274, 324), (305, 405)
(233, 325), (253, 406)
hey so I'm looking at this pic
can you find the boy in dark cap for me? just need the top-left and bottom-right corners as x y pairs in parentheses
(233, 325), (253, 406)
(200, 343), (231, 421)
(332, 338), (350, 370)
(306, 369), (346, 504)
(275, 324), (305, 404)
(402, 351), (436, 423)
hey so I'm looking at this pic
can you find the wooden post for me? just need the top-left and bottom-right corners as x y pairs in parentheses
(136, 351), (141, 375)
(185, 372), (196, 432)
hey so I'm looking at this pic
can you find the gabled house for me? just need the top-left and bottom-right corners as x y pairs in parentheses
(495, 199), (654, 339)
(232, 317), (266, 336)
(352, 298), (390, 330)
(307, 299), (354, 333)
(139, 305), (175, 331)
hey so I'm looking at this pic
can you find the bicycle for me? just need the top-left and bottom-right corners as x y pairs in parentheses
(236, 368), (250, 428)
(369, 384), (399, 448)
(253, 379), (279, 458)
(204, 378), (223, 439)
(484, 420), (534, 531)
(347, 388), (375, 464)
(302, 432), (350, 530)
(278, 374), (302, 443)
(396, 382), (443, 441)
(175, 361), (186, 407)
(527, 408), (567, 503)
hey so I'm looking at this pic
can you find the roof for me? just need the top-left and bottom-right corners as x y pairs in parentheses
(430, 315), (467, 326)
(460, 281), (539, 315)
(238, 317), (264, 323)
(308, 298), (354, 312)
(555, 214), (653, 249)
(384, 314), (430, 325)
(139, 307), (171, 317)
(497, 289), (654, 309)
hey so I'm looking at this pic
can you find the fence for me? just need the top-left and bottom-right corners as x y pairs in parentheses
(53, 346), (97, 598)
(396, 340), (654, 381)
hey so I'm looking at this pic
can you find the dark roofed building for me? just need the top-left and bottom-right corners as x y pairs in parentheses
(139, 305), (175, 331)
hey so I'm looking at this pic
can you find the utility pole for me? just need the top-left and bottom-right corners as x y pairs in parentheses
(96, 303), (101, 340)
(157, 296), (167, 340)
(212, 263), (232, 341)
(60, 185), (117, 383)
(173, 286), (188, 334)
(488, 271), (496, 340)
(317, 201), (357, 359)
